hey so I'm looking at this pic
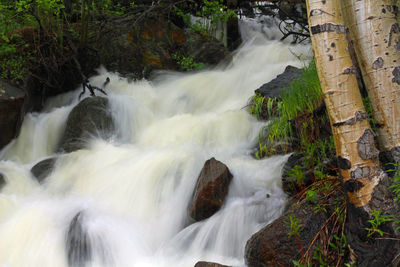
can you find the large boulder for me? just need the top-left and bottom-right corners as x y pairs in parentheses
(245, 200), (327, 267)
(255, 65), (303, 98)
(58, 97), (115, 153)
(0, 80), (25, 150)
(189, 158), (233, 221)
(194, 261), (230, 267)
(31, 157), (57, 183)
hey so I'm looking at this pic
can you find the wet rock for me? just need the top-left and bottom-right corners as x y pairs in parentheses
(31, 157), (57, 183)
(58, 97), (115, 153)
(0, 80), (25, 150)
(194, 261), (230, 267)
(245, 199), (327, 267)
(255, 65), (303, 98)
(0, 173), (5, 190)
(189, 158), (233, 221)
(66, 212), (91, 267)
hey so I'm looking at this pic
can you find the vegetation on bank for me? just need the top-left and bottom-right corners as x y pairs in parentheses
(0, 0), (136, 84)
(250, 61), (325, 158)
(248, 61), (350, 266)
(0, 0), (236, 84)
(248, 58), (400, 265)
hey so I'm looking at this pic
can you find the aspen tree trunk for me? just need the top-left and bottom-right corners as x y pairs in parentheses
(306, 0), (382, 210)
(306, 0), (399, 264)
(342, 0), (400, 161)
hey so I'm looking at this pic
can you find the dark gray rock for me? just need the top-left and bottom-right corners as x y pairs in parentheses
(194, 261), (230, 267)
(255, 65), (303, 98)
(183, 30), (232, 67)
(0, 80), (25, 150)
(0, 173), (5, 190)
(189, 158), (233, 221)
(66, 211), (111, 267)
(31, 157), (57, 183)
(66, 212), (91, 267)
(245, 199), (327, 267)
(58, 97), (115, 153)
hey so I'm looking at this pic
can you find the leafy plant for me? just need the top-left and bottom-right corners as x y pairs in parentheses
(329, 234), (347, 257)
(172, 52), (205, 71)
(286, 215), (302, 238)
(362, 96), (376, 131)
(306, 189), (317, 204)
(388, 162), (400, 202)
(293, 260), (312, 267)
(365, 209), (393, 237)
(288, 165), (305, 188)
(285, 214), (305, 258)
(175, 0), (236, 40)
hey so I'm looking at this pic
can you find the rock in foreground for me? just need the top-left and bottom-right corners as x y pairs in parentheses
(58, 97), (114, 153)
(189, 158), (233, 221)
(31, 157), (57, 183)
(0, 173), (5, 190)
(66, 212), (91, 267)
(245, 199), (327, 267)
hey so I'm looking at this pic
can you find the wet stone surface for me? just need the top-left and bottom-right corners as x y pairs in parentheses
(31, 157), (58, 183)
(255, 65), (303, 98)
(0, 173), (5, 190)
(189, 157), (233, 221)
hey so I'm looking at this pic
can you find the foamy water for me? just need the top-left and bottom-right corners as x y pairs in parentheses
(0, 20), (311, 267)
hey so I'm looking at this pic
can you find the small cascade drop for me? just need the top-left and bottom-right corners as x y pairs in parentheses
(0, 19), (311, 267)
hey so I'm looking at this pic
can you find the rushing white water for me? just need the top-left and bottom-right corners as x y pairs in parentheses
(0, 20), (311, 267)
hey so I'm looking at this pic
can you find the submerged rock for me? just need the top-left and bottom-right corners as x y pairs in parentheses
(66, 212), (91, 267)
(245, 199), (327, 267)
(255, 65), (303, 98)
(0, 173), (5, 190)
(189, 158), (233, 221)
(0, 80), (25, 150)
(31, 157), (57, 183)
(194, 261), (231, 267)
(58, 97), (115, 153)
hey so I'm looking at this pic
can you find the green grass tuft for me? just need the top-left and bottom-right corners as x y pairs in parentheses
(253, 60), (323, 157)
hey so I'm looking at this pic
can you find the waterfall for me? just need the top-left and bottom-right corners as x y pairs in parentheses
(0, 20), (311, 267)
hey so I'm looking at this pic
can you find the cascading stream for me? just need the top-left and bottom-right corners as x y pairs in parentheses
(0, 19), (310, 267)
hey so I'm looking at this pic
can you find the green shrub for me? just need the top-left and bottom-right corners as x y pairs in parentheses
(172, 52), (205, 71)
(175, 0), (236, 40)
(251, 60), (324, 157)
